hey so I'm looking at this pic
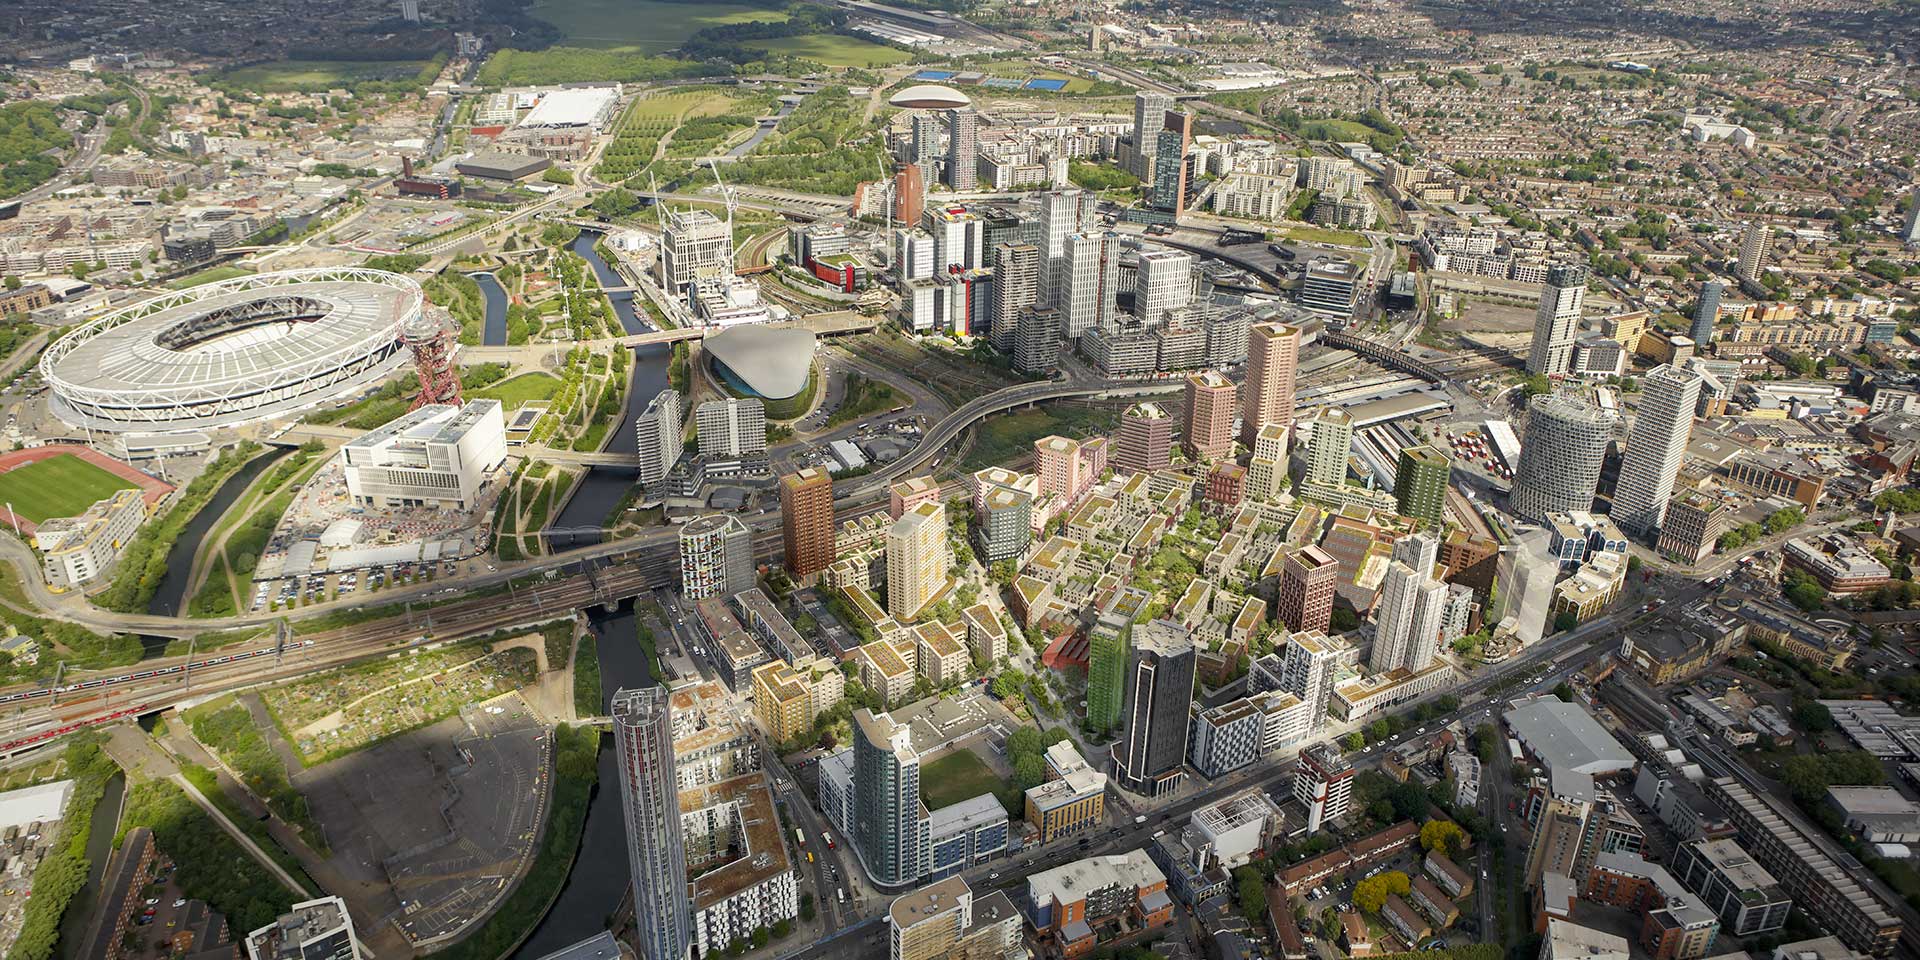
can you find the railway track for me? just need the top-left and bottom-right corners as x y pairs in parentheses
(0, 562), (663, 754)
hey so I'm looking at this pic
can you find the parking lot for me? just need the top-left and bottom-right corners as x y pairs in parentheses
(297, 694), (550, 947)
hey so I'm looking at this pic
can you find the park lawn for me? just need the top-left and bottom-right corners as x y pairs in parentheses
(752, 34), (912, 68)
(0, 454), (135, 523)
(961, 403), (1120, 473)
(920, 750), (1008, 812)
(1281, 224), (1370, 248)
(213, 59), (432, 92)
(472, 373), (563, 409)
(530, 0), (789, 50)
(167, 264), (255, 289)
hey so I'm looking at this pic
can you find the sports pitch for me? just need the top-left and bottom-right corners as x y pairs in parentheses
(0, 453), (136, 523)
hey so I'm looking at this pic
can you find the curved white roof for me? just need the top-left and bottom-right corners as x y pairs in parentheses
(705, 325), (816, 401)
(888, 84), (971, 108)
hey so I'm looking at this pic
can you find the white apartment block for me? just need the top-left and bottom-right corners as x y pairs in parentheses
(696, 398), (768, 459)
(35, 488), (146, 591)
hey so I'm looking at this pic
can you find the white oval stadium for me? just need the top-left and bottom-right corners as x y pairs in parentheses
(42, 267), (419, 432)
(887, 84), (971, 109)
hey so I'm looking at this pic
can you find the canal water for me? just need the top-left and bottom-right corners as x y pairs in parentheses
(473, 272), (509, 347)
(546, 231), (670, 546)
(144, 445), (293, 626)
(512, 230), (674, 955)
(512, 606), (652, 959)
(56, 772), (125, 956)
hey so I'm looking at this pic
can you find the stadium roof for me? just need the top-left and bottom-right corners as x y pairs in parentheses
(1503, 696), (1635, 777)
(705, 325), (816, 401)
(889, 84), (972, 109)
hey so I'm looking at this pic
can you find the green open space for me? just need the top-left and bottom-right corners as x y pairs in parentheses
(0, 454), (135, 524)
(1281, 224), (1371, 247)
(749, 34), (911, 67)
(961, 403), (1120, 473)
(183, 695), (325, 849)
(919, 749), (1008, 812)
(528, 0), (790, 51)
(118, 778), (299, 935)
(210, 59), (434, 93)
(472, 372), (563, 409)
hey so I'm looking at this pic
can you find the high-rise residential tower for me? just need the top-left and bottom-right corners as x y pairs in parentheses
(680, 514), (754, 600)
(1114, 402), (1173, 474)
(893, 163), (924, 227)
(635, 388), (683, 486)
(1276, 545), (1339, 634)
(1014, 306), (1060, 375)
(1060, 231), (1120, 338)
(1148, 112), (1193, 217)
(1394, 445), (1452, 528)
(911, 114), (941, 182)
(1526, 264), (1588, 377)
(695, 397), (766, 458)
(853, 709), (927, 887)
(1690, 280), (1724, 349)
(1131, 93), (1172, 177)
(990, 242), (1039, 353)
(612, 687), (691, 960)
(1086, 613), (1129, 736)
(1135, 249), (1192, 325)
(1304, 407), (1355, 488)
(1368, 534), (1446, 675)
(1905, 191), (1920, 243)
(1110, 618), (1196, 796)
(944, 110), (978, 191)
(1510, 391), (1618, 523)
(1736, 222), (1770, 282)
(1240, 321), (1301, 447)
(1612, 364), (1704, 538)
(1183, 369), (1236, 461)
(780, 467), (834, 579)
(886, 500), (949, 621)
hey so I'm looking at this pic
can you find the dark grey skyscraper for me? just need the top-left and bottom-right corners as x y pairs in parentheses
(1110, 618), (1195, 797)
(1690, 280), (1724, 349)
(611, 687), (690, 960)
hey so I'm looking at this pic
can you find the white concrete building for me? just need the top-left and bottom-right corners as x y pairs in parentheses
(696, 398), (767, 459)
(35, 488), (146, 591)
(342, 400), (506, 511)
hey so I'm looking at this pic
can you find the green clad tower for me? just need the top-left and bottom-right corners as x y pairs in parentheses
(1086, 613), (1132, 737)
(1395, 445), (1452, 529)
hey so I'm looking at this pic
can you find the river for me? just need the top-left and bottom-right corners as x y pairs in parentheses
(510, 230), (675, 954)
(473, 272), (509, 347)
(144, 446), (293, 632)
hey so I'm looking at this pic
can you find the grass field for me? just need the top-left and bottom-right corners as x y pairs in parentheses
(961, 403), (1119, 473)
(529, 0), (789, 51)
(167, 264), (255, 289)
(213, 59), (433, 92)
(920, 750), (1008, 812)
(471, 373), (562, 409)
(0, 455), (135, 523)
(752, 34), (912, 67)
(1281, 224), (1371, 248)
